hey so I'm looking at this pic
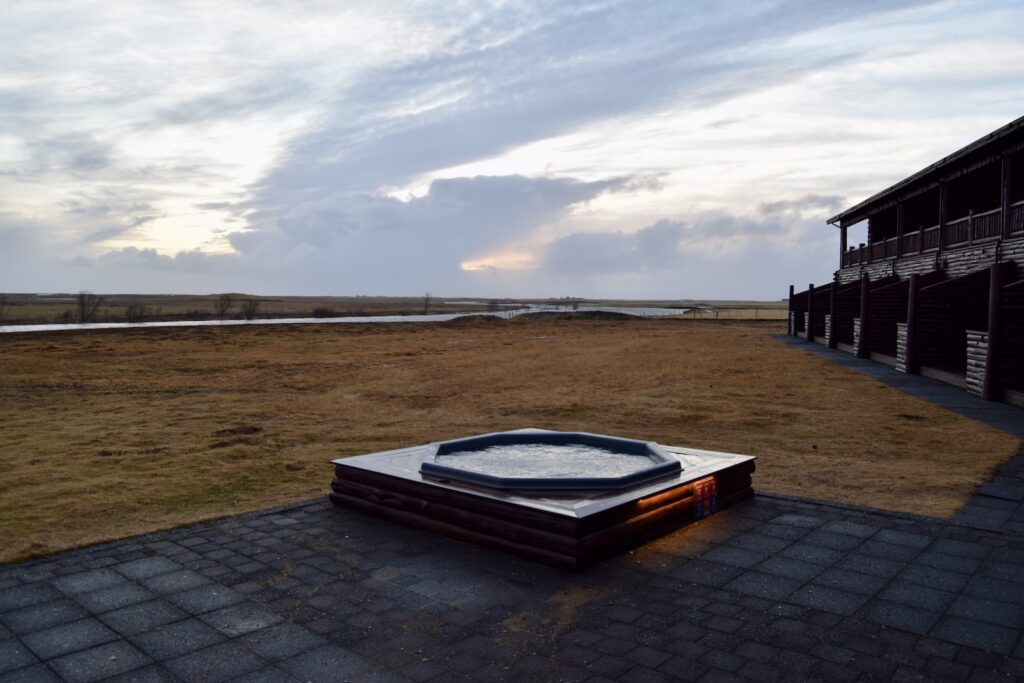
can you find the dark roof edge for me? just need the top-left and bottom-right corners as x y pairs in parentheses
(827, 114), (1024, 227)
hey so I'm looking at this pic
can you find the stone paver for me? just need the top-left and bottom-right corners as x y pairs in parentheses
(777, 335), (1024, 533)
(1, 494), (1024, 681)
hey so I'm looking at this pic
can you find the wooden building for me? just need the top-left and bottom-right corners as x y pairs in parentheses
(789, 115), (1024, 407)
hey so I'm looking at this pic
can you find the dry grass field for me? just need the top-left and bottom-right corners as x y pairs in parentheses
(0, 318), (1018, 563)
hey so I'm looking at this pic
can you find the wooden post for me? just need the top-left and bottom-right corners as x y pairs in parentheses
(807, 283), (814, 342)
(896, 201), (904, 258)
(983, 263), (1002, 401)
(1002, 154), (1012, 240)
(840, 226), (848, 268)
(857, 273), (870, 358)
(968, 209), (975, 244)
(938, 181), (947, 252)
(905, 274), (919, 374)
(828, 281), (837, 349)
(788, 285), (795, 336)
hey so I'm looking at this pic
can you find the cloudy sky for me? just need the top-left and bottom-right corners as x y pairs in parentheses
(1, 1), (1022, 299)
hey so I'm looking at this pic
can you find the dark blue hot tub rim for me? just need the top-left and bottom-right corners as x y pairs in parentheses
(420, 429), (682, 492)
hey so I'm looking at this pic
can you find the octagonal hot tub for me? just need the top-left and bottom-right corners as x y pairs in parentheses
(329, 428), (756, 569)
(421, 430), (681, 491)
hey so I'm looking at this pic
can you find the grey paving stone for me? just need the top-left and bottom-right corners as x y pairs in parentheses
(821, 520), (877, 538)
(724, 571), (801, 601)
(21, 618), (118, 660)
(0, 639), (39, 674)
(931, 539), (990, 559)
(163, 640), (265, 683)
(98, 600), (188, 637)
(779, 543), (843, 566)
(772, 514), (824, 529)
(0, 584), (62, 613)
(859, 540), (923, 562)
(166, 584), (244, 615)
(140, 570), (211, 595)
(930, 616), (1019, 655)
(726, 534), (791, 555)
(914, 550), (982, 574)
(842, 553), (906, 578)
(790, 584), (868, 616)
(755, 556), (822, 582)
(874, 529), (933, 550)
(241, 622), (325, 661)
(234, 667), (300, 683)
(659, 654), (708, 681)
(879, 581), (957, 613)
(964, 575), (1024, 605)
(0, 663), (63, 682)
(698, 546), (766, 569)
(812, 567), (888, 596)
(47, 640), (151, 683)
(279, 643), (373, 680)
(0, 599), (88, 635)
(862, 600), (942, 635)
(804, 529), (865, 551)
(104, 664), (179, 682)
(898, 565), (970, 593)
(51, 570), (126, 596)
(671, 560), (745, 588)
(74, 584), (154, 614)
(128, 618), (225, 660)
(113, 558), (181, 581)
(948, 594), (1024, 628)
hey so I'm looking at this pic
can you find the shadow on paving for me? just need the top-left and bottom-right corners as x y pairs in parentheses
(776, 335), (1024, 535)
(2, 494), (1024, 682)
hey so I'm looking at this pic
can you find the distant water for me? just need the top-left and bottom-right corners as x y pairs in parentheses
(0, 305), (690, 335)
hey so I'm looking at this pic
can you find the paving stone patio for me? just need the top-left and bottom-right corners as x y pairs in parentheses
(2, 491), (1024, 682)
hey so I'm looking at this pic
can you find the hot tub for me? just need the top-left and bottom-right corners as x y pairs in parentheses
(329, 428), (755, 569)
(421, 430), (681, 491)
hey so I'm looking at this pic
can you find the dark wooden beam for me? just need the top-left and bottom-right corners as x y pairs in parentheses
(857, 273), (870, 359)
(828, 282), (837, 349)
(1002, 153), (1012, 239)
(807, 283), (815, 342)
(983, 263), (1003, 401)
(938, 181), (947, 252)
(788, 285), (795, 336)
(896, 201), (904, 258)
(905, 274), (919, 374)
(840, 226), (848, 268)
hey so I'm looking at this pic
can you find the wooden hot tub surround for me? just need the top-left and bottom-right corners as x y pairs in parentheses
(329, 429), (756, 570)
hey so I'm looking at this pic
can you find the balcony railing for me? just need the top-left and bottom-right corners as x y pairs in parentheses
(1012, 201), (1024, 235)
(840, 206), (1015, 268)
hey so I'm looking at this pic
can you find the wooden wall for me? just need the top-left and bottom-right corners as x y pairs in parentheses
(865, 279), (909, 357)
(916, 269), (992, 374)
(1000, 279), (1024, 391)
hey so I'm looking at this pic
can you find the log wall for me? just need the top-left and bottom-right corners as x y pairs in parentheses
(966, 331), (989, 397)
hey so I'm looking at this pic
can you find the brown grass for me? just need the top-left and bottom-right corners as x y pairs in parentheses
(0, 319), (1017, 563)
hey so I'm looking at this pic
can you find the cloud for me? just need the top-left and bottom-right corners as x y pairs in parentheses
(3, 0), (1022, 301)
(251, 0), (938, 206)
(542, 220), (687, 275)
(756, 194), (845, 217)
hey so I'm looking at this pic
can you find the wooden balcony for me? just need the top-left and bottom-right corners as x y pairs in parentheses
(841, 201), (1024, 269)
